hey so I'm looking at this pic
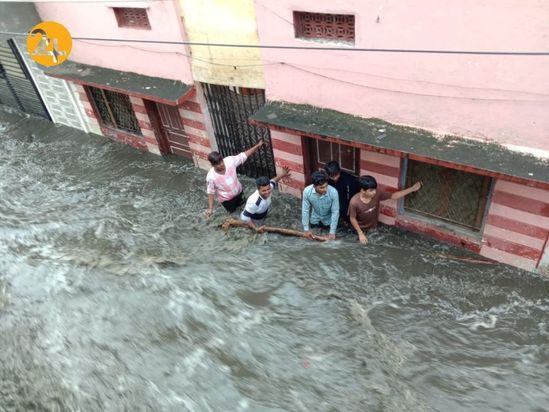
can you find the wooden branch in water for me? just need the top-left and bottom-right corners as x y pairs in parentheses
(222, 218), (328, 241)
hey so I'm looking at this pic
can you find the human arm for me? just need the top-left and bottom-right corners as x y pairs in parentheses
(350, 216), (367, 245)
(302, 190), (313, 239)
(272, 167), (291, 183)
(328, 192), (340, 239)
(205, 193), (215, 218)
(244, 139), (264, 159)
(390, 181), (422, 200)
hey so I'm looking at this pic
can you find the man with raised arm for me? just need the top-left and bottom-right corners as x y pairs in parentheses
(239, 167), (291, 231)
(349, 175), (422, 245)
(205, 140), (264, 218)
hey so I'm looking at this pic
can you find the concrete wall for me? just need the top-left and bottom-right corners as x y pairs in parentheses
(178, 0), (264, 88)
(255, 0), (549, 158)
(35, 0), (193, 84)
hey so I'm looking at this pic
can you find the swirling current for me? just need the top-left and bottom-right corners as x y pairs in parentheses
(0, 108), (548, 411)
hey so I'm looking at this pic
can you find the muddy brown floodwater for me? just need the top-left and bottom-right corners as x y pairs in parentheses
(0, 108), (548, 411)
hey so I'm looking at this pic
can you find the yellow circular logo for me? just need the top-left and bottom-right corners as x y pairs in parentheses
(27, 21), (72, 67)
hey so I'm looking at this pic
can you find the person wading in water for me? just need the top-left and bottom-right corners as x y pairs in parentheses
(239, 167), (291, 231)
(348, 175), (422, 245)
(205, 140), (264, 218)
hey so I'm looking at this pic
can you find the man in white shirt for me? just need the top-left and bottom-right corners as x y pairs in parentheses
(240, 167), (291, 231)
(205, 140), (264, 218)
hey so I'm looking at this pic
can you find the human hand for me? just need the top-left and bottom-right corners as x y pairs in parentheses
(256, 225), (266, 233)
(304, 231), (313, 239)
(328, 233), (336, 240)
(282, 166), (291, 177)
(205, 208), (213, 218)
(256, 139), (265, 148)
(358, 233), (368, 245)
(412, 181), (422, 192)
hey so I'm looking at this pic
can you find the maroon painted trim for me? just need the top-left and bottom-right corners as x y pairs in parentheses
(491, 191), (549, 217)
(274, 157), (306, 174)
(100, 126), (147, 151)
(395, 216), (482, 253)
(282, 177), (306, 190)
(485, 215), (548, 240)
(181, 100), (202, 114)
(360, 160), (400, 178)
(50, 75), (194, 106)
(138, 120), (153, 131)
(380, 205), (397, 218)
(187, 133), (211, 148)
(250, 120), (549, 191)
(483, 234), (542, 261)
(132, 104), (147, 114)
(272, 139), (303, 156)
(182, 118), (206, 131)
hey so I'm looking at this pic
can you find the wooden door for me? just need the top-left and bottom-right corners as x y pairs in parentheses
(156, 103), (191, 158)
(308, 139), (360, 175)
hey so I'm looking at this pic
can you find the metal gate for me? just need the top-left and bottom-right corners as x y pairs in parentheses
(202, 83), (275, 179)
(0, 39), (50, 119)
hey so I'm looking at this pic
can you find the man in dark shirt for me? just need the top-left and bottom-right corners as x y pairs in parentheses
(324, 161), (360, 221)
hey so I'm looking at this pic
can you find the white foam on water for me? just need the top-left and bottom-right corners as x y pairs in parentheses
(469, 314), (498, 331)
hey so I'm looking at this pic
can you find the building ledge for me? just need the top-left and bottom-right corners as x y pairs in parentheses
(250, 101), (549, 189)
(45, 61), (193, 106)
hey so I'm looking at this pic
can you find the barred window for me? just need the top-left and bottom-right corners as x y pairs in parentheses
(113, 8), (151, 29)
(404, 160), (492, 231)
(87, 87), (142, 135)
(294, 11), (355, 44)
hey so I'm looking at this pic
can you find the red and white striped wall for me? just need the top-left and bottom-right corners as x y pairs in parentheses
(480, 180), (549, 272)
(130, 96), (160, 153)
(178, 89), (212, 170)
(270, 130), (307, 198)
(359, 149), (401, 226)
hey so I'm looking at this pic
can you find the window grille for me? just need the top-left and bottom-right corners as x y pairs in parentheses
(294, 11), (355, 44)
(313, 139), (359, 175)
(113, 8), (151, 29)
(404, 160), (492, 231)
(87, 87), (142, 135)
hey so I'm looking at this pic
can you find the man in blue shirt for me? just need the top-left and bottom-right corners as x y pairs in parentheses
(302, 171), (340, 240)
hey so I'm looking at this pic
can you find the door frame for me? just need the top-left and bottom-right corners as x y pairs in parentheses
(143, 99), (170, 155)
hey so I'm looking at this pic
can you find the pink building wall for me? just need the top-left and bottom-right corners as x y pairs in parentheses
(35, 1), (193, 84)
(255, 0), (549, 156)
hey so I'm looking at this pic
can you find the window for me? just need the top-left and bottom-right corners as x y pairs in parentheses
(294, 11), (355, 44)
(404, 160), (492, 231)
(310, 139), (359, 175)
(0, 63), (5, 79)
(113, 8), (151, 29)
(87, 87), (142, 135)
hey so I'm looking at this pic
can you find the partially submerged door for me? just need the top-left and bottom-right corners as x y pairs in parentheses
(308, 138), (360, 176)
(156, 102), (191, 158)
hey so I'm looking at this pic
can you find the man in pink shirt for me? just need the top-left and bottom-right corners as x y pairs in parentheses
(205, 139), (265, 218)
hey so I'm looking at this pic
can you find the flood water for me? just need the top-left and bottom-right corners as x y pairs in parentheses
(1, 108), (548, 411)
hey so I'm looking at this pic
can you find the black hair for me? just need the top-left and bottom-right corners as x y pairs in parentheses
(207, 151), (223, 165)
(324, 160), (341, 177)
(311, 170), (329, 186)
(358, 175), (378, 190)
(255, 176), (270, 188)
